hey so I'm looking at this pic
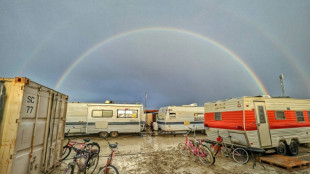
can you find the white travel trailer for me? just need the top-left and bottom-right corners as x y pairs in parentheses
(157, 104), (204, 132)
(65, 102), (145, 138)
(204, 96), (310, 155)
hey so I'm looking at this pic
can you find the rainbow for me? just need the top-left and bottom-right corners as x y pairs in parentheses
(54, 27), (268, 95)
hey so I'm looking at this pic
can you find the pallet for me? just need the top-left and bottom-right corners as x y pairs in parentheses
(260, 154), (310, 171)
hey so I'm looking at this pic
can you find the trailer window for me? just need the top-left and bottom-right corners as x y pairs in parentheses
(169, 113), (176, 119)
(275, 111), (285, 120)
(215, 112), (222, 121)
(92, 110), (113, 118)
(295, 111), (305, 122)
(257, 106), (266, 123)
(117, 110), (138, 118)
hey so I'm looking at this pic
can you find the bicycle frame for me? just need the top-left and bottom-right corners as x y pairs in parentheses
(103, 138), (118, 174)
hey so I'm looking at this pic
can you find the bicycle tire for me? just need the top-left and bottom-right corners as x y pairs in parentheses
(86, 152), (99, 174)
(62, 146), (72, 161)
(97, 165), (119, 174)
(198, 145), (214, 165)
(178, 142), (190, 157)
(188, 140), (196, 156)
(232, 148), (249, 164)
(63, 163), (75, 174)
(213, 143), (221, 156)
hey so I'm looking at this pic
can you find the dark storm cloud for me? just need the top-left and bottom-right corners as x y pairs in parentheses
(1, 0), (310, 109)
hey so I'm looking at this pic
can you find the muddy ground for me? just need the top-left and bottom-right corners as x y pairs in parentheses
(53, 133), (310, 174)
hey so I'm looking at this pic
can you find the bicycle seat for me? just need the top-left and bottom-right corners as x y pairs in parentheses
(84, 138), (90, 142)
(109, 143), (118, 149)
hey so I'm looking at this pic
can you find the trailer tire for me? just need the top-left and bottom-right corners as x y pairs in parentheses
(288, 140), (299, 156)
(277, 141), (287, 155)
(110, 131), (119, 138)
(99, 131), (108, 138)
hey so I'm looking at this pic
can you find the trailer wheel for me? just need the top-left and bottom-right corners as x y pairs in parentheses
(276, 142), (287, 155)
(99, 131), (108, 138)
(110, 131), (119, 138)
(288, 140), (299, 156)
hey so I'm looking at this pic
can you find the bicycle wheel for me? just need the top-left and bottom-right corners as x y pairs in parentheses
(86, 153), (99, 174)
(188, 140), (196, 156)
(63, 163), (80, 174)
(198, 145), (214, 165)
(62, 146), (72, 161)
(178, 142), (190, 157)
(97, 165), (119, 174)
(232, 148), (249, 164)
(212, 143), (221, 156)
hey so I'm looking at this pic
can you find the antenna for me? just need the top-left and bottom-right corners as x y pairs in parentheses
(144, 92), (147, 111)
(279, 74), (285, 97)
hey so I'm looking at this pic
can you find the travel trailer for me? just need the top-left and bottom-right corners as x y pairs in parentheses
(65, 102), (145, 138)
(157, 104), (204, 133)
(204, 96), (310, 155)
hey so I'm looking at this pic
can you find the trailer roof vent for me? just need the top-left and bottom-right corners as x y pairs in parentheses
(105, 100), (114, 104)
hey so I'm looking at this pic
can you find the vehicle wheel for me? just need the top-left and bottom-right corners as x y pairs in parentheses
(110, 131), (119, 138)
(277, 141), (287, 155)
(62, 146), (71, 161)
(232, 148), (249, 164)
(86, 142), (101, 154)
(288, 140), (299, 156)
(178, 142), (190, 156)
(86, 153), (99, 174)
(198, 145), (214, 165)
(98, 165), (119, 174)
(99, 131), (108, 138)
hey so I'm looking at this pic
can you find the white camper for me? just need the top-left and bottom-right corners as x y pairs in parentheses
(204, 96), (310, 155)
(157, 104), (204, 132)
(65, 102), (145, 137)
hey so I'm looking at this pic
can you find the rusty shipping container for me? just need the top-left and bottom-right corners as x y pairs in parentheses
(0, 77), (68, 174)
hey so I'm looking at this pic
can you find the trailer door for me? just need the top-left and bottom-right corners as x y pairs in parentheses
(254, 102), (272, 147)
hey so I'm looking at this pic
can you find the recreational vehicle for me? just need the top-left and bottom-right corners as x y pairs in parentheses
(157, 104), (204, 132)
(65, 102), (145, 138)
(204, 96), (310, 155)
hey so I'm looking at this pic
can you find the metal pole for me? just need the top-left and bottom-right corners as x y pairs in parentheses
(145, 92), (147, 110)
(279, 74), (285, 97)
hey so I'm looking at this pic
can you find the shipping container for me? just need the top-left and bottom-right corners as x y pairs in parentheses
(0, 77), (68, 174)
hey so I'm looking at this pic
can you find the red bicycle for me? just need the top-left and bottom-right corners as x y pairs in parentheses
(97, 138), (119, 174)
(62, 130), (100, 161)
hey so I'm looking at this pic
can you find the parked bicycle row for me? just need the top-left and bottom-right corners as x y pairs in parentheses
(62, 136), (119, 174)
(178, 128), (250, 166)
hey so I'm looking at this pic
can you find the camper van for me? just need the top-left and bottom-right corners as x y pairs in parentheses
(65, 102), (145, 138)
(157, 104), (204, 132)
(204, 96), (310, 155)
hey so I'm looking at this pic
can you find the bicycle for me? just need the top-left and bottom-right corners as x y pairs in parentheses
(178, 128), (214, 166)
(62, 130), (100, 161)
(63, 143), (100, 174)
(212, 135), (249, 164)
(97, 138), (119, 174)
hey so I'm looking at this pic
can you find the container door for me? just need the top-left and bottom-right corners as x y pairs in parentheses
(254, 102), (272, 147)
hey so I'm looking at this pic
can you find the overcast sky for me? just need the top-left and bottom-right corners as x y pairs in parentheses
(1, 1), (310, 109)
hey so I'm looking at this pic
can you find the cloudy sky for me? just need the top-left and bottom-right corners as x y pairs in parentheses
(1, 1), (310, 109)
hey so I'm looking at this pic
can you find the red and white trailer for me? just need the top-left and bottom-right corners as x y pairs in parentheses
(204, 96), (310, 155)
